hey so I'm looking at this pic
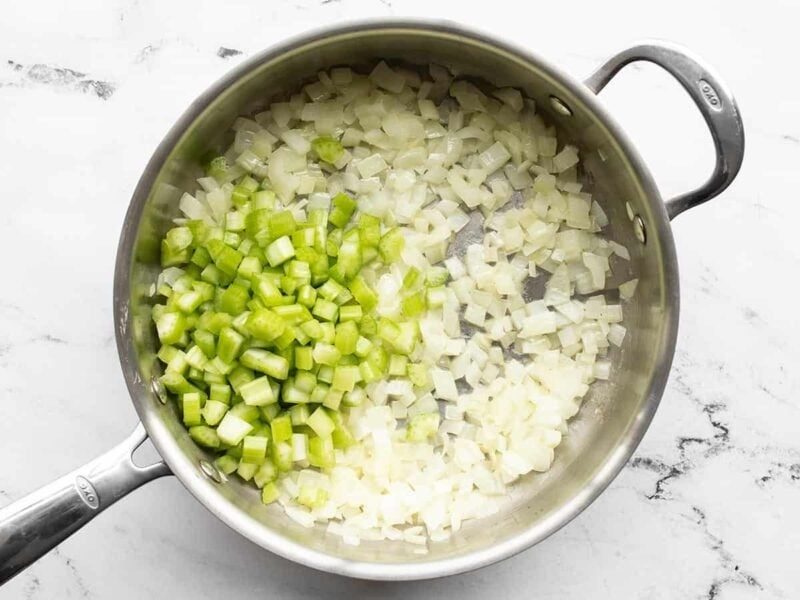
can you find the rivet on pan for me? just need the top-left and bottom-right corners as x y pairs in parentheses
(199, 460), (225, 483)
(151, 376), (168, 404)
(633, 215), (647, 244)
(549, 95), (573, 117)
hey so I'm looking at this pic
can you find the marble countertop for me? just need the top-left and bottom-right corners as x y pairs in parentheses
(1, 1), (797, 598)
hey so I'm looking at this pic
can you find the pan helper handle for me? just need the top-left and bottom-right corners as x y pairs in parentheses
(584, 41), (744, 220)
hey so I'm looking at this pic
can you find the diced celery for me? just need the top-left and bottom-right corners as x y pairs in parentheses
(312, 298), (338, 322)
(239, 376), (276, 406)
(270, 414), (293, 443)
(331, 365), (360, 392)
(265, 236), (296, 267)
(295, 346), (313, 370)
(271, 441), (293, 472)
(245, 308), (286, 342)
(406, 412), (440, 441)
(240, 349), (290, 379)
(329, 193), (357, 228)
(289, 404), (311, 426)
(241, 435), (268, 464)
(261, 481), (280, 503)
(217, 413), (254, 446)
(218, 284), (250, 315)
(182, 393), (202, 426)
(156, 312), (187, 345)
(388, 355), (409, 377)
(353, 336), (373, 358)
(308, 435), (334, 469)
(217, 326), (245, 363)
(202, 400), (229, 426)
(348, 276), (377, 312)
(236, 461), (259, 481)
(297, 284), (317, 308)
(209, 383), (232, 404)
(312, 342), (341, 366)
(307, 407), (335, 437)
(254, 460), (278, 488)
(407, 363), (431, 387)
(378, 227), (405, 263)
(312, 136), (345, 165)
(215, 454), (238, 475)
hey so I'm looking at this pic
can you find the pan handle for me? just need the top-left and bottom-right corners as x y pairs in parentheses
(0, 423), (170, 584)
(584, 41), (745, 220)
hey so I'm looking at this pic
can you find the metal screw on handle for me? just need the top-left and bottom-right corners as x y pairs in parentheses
(584, 41), (745, 220)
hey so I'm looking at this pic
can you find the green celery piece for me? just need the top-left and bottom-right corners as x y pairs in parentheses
(270, 414), (293, 443)
(297, 486), (328, 509)
(407, 363), (430, 387)
(261, 482), (280, 503)
(331, 365), (360, 392)
(426, 266), (450, 287)
(338, 304), (362, 322)
(308, 435), (334, 469)
(312, 342), (341, 366)
(388, 354), (409, 377)
(299, 319), (324, 340)
(306, 407), (335, 437)
(311, 136), (344, 165)
(329, 193), (357, 229)
(254, 461), (278, 488)
(207, 239), (243, 277)
(182, 393), (203, 426)
(217, 413), (254, 446)
(322, 388), (343, 410)
(357, 213), (381, 247)
(236, 461), (259, 481)
(238, 256), (262, 279)
(378, 227), (405, 263)
(156, 312), (186, 345)
(289, 404), (311, 426)
(334, 321), (358, 355)
(191, 247), (211, 268)
(215, 454), (239, 475)
(270, 440), (293, 472)
(209, 383), (232, 404)
(348, 277), (377, 312)
(161, 240), (190, 268)
(312, 298), (338, 322)
(239, 376), (276, 406)
(202, 400), (229, 426)
(229, 402), (260, 423)
(245, 208), (271, 240)
(294, 346), (313, 371)
(217, 327), (245, 363)
(297, 285), (317, 309)
(401, 292), (426, 317)
(245, 308), (286, 342)
(240, 349), (290, 379)
(406, 412), (440, 441)
(268, 211), (296, 239)
(241, 435), (268, 464)
(189, 425), (220, 449)
(294, 370), (317, 393)
(265, 236), (296, 267)
(218, 284), (250, 315)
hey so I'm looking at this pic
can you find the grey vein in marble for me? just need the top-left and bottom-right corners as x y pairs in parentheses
(3, 60), (115, 99)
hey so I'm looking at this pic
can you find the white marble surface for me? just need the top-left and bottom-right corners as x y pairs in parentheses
(0, 0), (798, 598)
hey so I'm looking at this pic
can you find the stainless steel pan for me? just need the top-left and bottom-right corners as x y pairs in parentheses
(0, 20), (744, 583)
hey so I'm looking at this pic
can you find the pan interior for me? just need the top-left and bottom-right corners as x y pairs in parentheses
(118, 23), (677, 577)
